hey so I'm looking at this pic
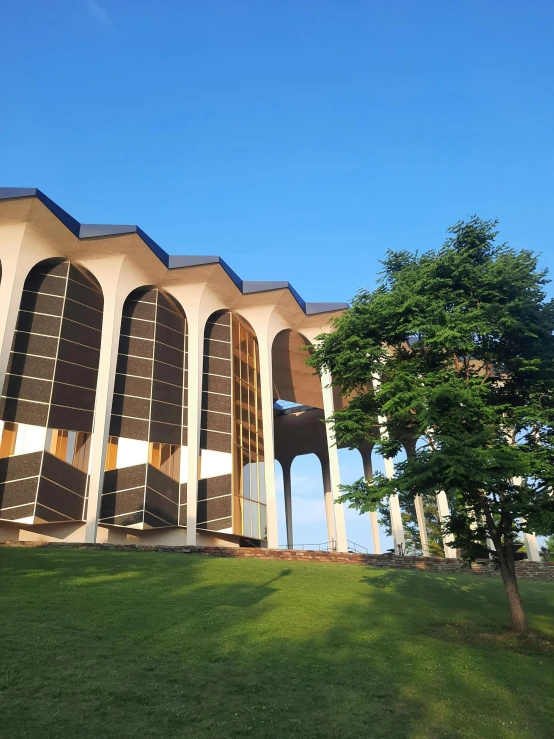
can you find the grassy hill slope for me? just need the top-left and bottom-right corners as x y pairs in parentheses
(0, 548), (553, 739)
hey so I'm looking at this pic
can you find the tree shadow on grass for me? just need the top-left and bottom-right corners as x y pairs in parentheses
(1, 550), (553, 739)
(360, 567), (554, 641)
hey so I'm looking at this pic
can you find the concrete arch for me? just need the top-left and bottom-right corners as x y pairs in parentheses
(0, 257), (105, 525)
(2, 257), (105, 432)
(98, 284), (188, 531)
(199, 309), (267, 542)
(271, 328), (323, 409)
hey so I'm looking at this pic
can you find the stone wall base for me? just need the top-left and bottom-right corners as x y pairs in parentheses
(2, 540), (553, 582)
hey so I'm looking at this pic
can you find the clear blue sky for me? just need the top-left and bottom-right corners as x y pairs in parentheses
(2, 1), (553, 549)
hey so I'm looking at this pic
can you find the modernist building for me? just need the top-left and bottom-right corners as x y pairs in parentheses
(0, 188), (359, 551)
(0, 189), (541, 560)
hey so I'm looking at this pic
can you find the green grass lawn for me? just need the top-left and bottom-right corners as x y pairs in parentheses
(0, 549), (553, 739)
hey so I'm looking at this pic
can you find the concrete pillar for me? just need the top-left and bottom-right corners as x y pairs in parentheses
(512, 479), (541, 562)
(320, 369), (347, 553)
(436, 491), (457, 558)
(414, 495), (430, 557)
(371, 376), (405, 554)
(382, 455), (405, 555)
(166, 284), (225, 547)
(258, 332), (279, 549)
(523, 532), (540, 562)
(281, 457), (294, 549)
(403, 438), (429, 556)
(320, 452), (337, 548)
(84, 257), (127, 542)
(184, 306), (204, 546)
(359, 445), (381, 554)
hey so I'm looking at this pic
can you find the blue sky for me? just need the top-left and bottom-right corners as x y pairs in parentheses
(2, 1), (553, 549)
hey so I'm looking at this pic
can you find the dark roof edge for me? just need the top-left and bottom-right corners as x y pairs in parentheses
(0, 187), (348, 316)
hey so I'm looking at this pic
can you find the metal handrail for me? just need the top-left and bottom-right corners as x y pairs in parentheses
(347, 540), (368, 554)
(278, 540), (370, 553)
(279, 540), (336, 552)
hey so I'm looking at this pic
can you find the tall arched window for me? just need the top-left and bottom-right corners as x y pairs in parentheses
(99, 287), (187, 530)
(199, 311), (266, 540)
(0, 259), (103, 524)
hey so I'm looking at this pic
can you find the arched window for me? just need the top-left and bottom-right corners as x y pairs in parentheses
(99, 287), (187, 530)
(0, 259), (103, 524)
(199, 311), (266, 540)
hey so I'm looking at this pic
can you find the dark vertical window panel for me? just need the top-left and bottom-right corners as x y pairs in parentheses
(0, 258), (105, 522)
(152, 359), (183, 386)
(113, 374), (152, 399)
(59, 319), (102, 350)
(48, 263), (104, 433)
(231, 314), (265, 540)
(22, 272), (67, 297)
(120, 316), (156, 340)
(53, 361), (99, 390)
(151, 380), (182, 405)
(201, 311), (233, 454)
(156, 305), (185, 334)
(15, 312), (61, 337)
(62, 299), (103, 330)
(154, 322), (184, 350)
(118, 334), (154, 359)
(105, 287), (188, 528)
(0, 260), (68, 428)
(0, 258), (105, 521)
(149, 420), (181, 446)
(198, 311), (237, 531)
(19, 291), (64, 316)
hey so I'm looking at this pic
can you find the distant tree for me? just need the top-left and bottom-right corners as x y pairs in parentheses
(540, 536), (554, 562)
(378, 494), (445, 557)
(307, 218), (554, 633)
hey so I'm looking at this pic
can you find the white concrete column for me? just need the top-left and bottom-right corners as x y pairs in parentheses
(320, 453), (337, 548)
(403, 438), (429, 556)
(281, 457), (293, 549)
(320, 369), (347, 553)
(436, 491), (457, 558)
(382, 455), (405, 555)
(184, 306), (204, 546)
(257, 332), (279, 549)
(360, 446), (381, 554)
(84, 257), (127, 542)
(523, 532), (540, 562)
(371, 376), (405, 554)
(512, 478), (541, 562)
(414, 495), (430, 556)
(166, 283), (222, 548)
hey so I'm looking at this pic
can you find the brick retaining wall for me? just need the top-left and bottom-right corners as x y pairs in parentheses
(1, 540), (553, 582)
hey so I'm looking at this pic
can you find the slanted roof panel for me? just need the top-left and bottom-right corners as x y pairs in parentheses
(0, 187), (348, 316)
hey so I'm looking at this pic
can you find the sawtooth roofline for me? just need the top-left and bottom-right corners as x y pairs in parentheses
(0, 187), (349, 316)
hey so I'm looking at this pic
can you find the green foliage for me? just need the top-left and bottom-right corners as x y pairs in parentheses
(541, 536), (554, 562)
(378, 494), (446, 556)
(309, 218), (554, 577)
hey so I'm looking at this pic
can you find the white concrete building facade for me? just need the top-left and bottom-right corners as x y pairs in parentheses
(0, 188), (354, 550)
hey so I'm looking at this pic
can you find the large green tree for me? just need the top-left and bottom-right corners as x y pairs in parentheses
(307, 218), (554, 633)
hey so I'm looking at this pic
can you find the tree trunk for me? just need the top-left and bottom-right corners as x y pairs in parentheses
(481, 504), (528, 634)
(496, 540), (527, 634)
